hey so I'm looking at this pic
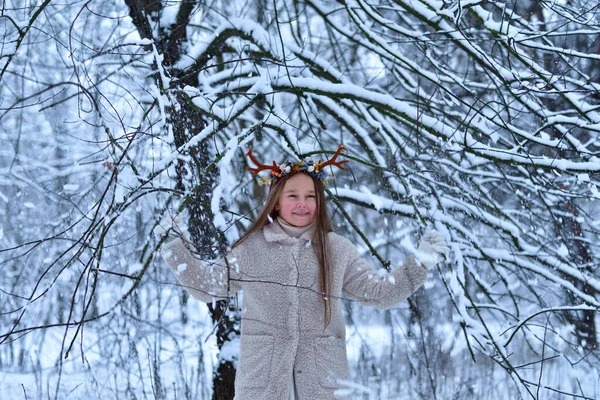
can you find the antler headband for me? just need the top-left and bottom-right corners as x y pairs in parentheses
(246, 144), (349, 186)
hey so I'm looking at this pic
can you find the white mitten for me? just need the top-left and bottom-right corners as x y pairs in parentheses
(417, 230), (450, 270)
(153, 212), (185, 240)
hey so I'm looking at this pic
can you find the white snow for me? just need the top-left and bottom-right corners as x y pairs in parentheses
(176, 263), (188, 274)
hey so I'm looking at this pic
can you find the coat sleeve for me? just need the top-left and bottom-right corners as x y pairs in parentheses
(161, 237), (242, 303)
(340, 238), (427, 310)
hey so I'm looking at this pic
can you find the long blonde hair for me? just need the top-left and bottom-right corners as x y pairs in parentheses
(233, 172), (333, 327)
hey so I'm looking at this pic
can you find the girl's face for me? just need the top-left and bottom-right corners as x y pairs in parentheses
(276, 173), (317, 227)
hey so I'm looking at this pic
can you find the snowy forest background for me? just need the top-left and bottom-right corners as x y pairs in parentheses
(1, 0), (599, 399)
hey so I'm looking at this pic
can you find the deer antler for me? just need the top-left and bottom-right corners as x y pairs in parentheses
(245, 148), (280, 177)
(316, 144), (349, 172)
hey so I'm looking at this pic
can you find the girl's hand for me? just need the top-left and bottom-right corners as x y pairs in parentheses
(416, 230), (449, 270)
(153, 212), (185, 240)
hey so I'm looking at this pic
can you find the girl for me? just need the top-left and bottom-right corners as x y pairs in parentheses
(157, 145), (449, 400)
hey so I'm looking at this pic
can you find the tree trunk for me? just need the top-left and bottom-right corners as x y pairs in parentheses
(124, 1), (240, 397)
(170, 92), (239, 399)
(556, 198), (597, 349)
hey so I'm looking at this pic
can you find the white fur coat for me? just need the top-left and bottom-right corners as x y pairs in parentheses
(162, 221), (427, 399)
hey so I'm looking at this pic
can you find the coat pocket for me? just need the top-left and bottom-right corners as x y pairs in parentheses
(236, 334), (274, 389)
(313, 336), (349, 389)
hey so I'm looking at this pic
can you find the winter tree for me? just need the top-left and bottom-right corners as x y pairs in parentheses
(1, 0), (598, 399)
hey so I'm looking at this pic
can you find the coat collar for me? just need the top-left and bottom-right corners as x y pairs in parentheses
(263, 219), (314, 243)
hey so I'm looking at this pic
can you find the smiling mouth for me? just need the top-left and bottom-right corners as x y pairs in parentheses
(293, 212), (310, 216)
